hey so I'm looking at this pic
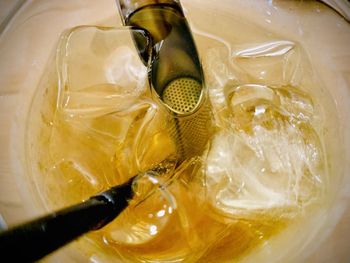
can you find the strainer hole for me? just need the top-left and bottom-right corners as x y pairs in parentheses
(162, 78), (202, 114)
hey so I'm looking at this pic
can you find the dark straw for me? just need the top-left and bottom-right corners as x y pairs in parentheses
(0, 176), (134, 262)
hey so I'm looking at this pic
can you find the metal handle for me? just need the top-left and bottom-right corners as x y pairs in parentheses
(0, 177), (134, 262)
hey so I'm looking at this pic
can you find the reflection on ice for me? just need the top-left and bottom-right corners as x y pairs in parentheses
(234, 41), (301, 85)
(104, 46), (147, 87)
(235, 41), (294, 58)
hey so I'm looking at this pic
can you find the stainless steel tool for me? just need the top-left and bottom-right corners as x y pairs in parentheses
(117, 0), (213, 161)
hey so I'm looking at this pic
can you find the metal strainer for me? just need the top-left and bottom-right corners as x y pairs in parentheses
(118, 0), (213, 162)
(160, 77), (212, 161)
(162, 77), (202, 114)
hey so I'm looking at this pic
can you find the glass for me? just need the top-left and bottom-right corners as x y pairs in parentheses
(25, 9), (336, 263)
(0, 1), (349, 262)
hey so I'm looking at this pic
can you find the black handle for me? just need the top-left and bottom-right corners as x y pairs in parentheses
(0, 177), (134, 262)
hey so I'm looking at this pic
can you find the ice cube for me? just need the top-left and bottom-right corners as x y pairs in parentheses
(205, 83), (325, 219)
(56, 26), (148, 119)
(233, 40), (301, 86)
(102, 161), (208, 261)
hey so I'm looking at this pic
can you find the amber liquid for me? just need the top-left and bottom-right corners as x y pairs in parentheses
(27, 6), (329, 263)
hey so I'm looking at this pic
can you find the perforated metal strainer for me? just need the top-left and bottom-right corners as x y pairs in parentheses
(159, 77), (212, 161)
(118, 0), (213, 161)
(162, 77), (202, 114)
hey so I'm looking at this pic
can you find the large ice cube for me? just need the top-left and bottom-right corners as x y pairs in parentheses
(205, 84), (325, 218)
(56, 26), (148, 119)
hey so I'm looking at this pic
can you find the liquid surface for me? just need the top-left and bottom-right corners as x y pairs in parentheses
(24, 2), (341, 263)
